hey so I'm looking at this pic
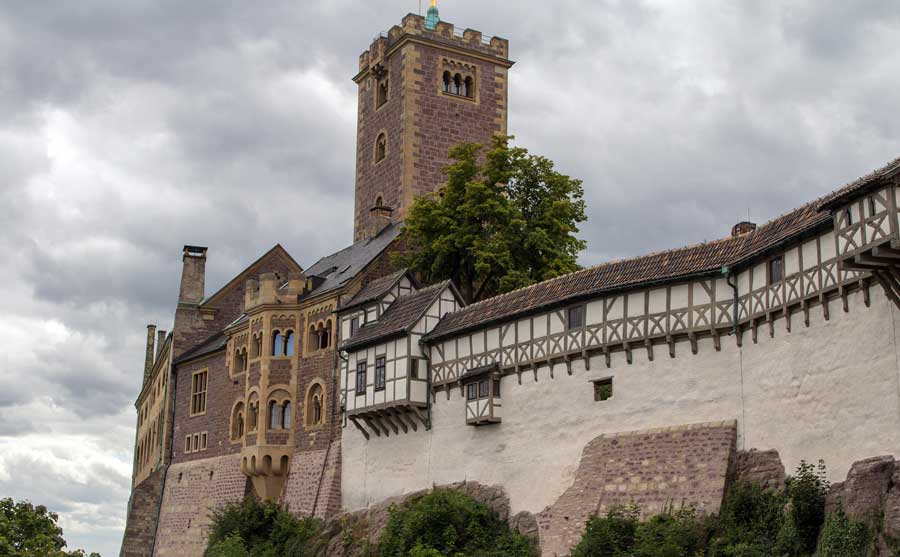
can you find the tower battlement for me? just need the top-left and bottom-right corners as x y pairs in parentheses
(356, 13), (509, 78)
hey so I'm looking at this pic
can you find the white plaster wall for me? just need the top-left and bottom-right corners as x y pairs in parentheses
(341, 288), (900, 516)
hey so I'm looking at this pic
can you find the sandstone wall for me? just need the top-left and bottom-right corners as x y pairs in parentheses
(153, 454), (249, 557)
(282, 440), (342, 519)
(537, 421), (736, 557)
(341, 288), (900, 554)
(120, 466), (166, 557)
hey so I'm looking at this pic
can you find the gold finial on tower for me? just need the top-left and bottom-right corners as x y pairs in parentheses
(431, 0), (437, 6)
(425, 0), (440, 30)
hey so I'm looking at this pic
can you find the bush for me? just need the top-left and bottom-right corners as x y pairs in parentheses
(632, 508), (710, 557)
(206, 497), (321, 557)
(817, 506), (871, 557)
(571, 506), (640, 557)
(708, 482), (786, 556)
(775, 460), (829, 556)
(377, 489), (534, 557)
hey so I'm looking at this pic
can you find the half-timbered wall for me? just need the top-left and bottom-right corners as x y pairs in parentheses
(834, 183), (900, 260)
(429, 228), (862, 386)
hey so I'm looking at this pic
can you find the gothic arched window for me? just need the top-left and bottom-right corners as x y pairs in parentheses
(375, 133), (387, 163)
(305, 382), (325, 427)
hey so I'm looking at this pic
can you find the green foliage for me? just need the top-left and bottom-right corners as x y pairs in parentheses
(398, 135), (587, 303)
(708, 482), (786, 556)
(817, 505), (871, 557)
(0, 498), (98, 557)
(631, 508), (710, 557)
(571, 506), (639, 557)
(572, 506), (710, 557)
(775, 460), (829, 556)
(377, 489), (534, 557)
(206, 497), (321, 557)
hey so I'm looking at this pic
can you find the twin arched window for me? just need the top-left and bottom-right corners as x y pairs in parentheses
(305, 382), (325, 427)
(442, 71), (474, 99)
(308, 320), (332, 352)
(268, 399), (293, 430)
(271, 330), (295, 357)
(233, 347), (248, 373)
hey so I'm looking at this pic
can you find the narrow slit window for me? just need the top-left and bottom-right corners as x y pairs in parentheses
(375, 133), (387, 163)
(410, 358), (420, 380)
(350, 317), (359, 337)
(374, 357), (386, 391)
(356, 361), (367, 395)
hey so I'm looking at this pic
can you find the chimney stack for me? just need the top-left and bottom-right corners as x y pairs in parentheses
(731, 221), (757, 237)
(370, 203), (394, 235)
(179, 246), (208, 304)
(156, 330), (167, 360)
(144, 325), (157, 384)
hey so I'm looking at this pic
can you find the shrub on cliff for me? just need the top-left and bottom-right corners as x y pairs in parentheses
(775, 460), (829, 556)
(377, 489), (535, 557)
(571, 506), (640, 557)
(206, 497), (321, 557)
(816, 505), (871, 557)
(707, 482), (786, 556)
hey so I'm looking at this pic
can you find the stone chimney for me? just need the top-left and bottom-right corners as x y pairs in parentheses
(731, 221), (757, 237)
(259, 272), (278, 305)
(179, 245), (208, 304)
(144, 325), (157, 384)
(156, 330), (167, 360)
(371, 203), (394, 234)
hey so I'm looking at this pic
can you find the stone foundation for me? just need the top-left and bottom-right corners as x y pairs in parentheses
(120, 467), (166, 557)
(536, 420), (737, 557)
(282, 440), (342, 519)
(153, 454), (250, 557)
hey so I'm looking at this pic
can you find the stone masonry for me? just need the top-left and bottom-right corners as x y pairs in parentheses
(120, 467), (166, 557)
(537, 420), (737, 557)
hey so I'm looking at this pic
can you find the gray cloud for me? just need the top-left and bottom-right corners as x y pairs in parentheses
(0, 0), (898, 554)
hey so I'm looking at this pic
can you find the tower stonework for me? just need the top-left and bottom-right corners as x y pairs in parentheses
(352, 12), (513, 241)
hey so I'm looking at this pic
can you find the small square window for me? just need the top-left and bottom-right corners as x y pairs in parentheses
(593, 378), (613, 402)
(768, 257), (784, 284)
(567, 305), (586, 329)
(466, 383), (477, 401)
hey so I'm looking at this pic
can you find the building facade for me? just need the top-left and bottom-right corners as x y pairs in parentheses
(122, 6), (900, 557)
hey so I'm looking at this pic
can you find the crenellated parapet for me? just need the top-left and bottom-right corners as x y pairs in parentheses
(356, 13), (509, 81)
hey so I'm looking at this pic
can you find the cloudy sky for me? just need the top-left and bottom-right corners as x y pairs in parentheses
(1, 0), (899, 554)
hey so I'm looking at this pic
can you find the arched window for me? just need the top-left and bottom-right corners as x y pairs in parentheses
(376, 80), (388, 108)
(241, 348), (248, 371)
(282, 401), (292, 429)
(251, 334), (261, 358)
(272, 331), (283, 356)
(284, 331), (295, 357)
(305, 382), (325, 427)
(231, 402), (245, 441)
(234, 349), (244, 373)
(464, 76), (474, 98)
(248, 394), (259, 432)
(375, 133), (387, 163)
(269, 400), (280, 430)
(453, 73), (462, 95)
(375, 195), (383, 208)
(321, 320), (332, 350)
(442, 71), (452, 93)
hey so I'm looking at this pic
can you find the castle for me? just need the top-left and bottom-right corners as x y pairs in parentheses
(121, 6), (900, 557)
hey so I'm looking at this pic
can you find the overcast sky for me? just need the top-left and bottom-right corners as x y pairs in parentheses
(1, 1), (899, 554)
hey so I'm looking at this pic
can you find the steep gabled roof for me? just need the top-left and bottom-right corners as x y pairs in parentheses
(303, 223), (401, 299)
(337, 268), (415, 312)
(423, 154), (900, 343)
(341, 281), (452, 352)
(201, 244), (302, 308)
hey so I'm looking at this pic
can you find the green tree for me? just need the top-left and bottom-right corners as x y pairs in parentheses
(708, 482), (786, 556)
(0, 498), (99, 557)
(206, 497), (321, 557)
(571, 506), (640, 557)
(398, 136), (587, 303)
(775, 460), (829, 556)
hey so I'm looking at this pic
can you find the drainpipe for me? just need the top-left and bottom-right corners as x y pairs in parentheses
(723, 266), (739, 334)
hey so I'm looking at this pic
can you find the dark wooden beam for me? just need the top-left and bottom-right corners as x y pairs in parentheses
(349, 417), (370, 440)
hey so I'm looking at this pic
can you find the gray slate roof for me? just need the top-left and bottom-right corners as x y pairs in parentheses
(173, 333), (228, 365)
(337, 268), (410, 312)
(303, 223), (401, 299)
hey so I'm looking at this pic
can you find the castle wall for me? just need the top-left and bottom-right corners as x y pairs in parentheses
(153, 454), (249, 557)
(120, 467), (167, 557)
(282, 440), (342, 519)
(341, 287), (900, 545)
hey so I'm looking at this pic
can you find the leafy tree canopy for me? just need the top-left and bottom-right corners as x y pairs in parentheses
(0, 498), (99, 557)
(398, 136), (587, 303)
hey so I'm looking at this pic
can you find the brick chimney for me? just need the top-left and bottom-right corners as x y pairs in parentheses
(144, 324), (157, 384)
(370, 203), (394, 234)
(731, 221), (757, 237)
(179, 246), (208, 304)
(156, 329), (167, 360)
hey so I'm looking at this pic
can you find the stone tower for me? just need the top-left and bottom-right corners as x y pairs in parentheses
(352, 5), (513, 241)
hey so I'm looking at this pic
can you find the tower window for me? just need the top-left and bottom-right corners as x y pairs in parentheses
(442, 71), (452, 93)
(453, 73), (462, 95)
(464, 76), (474, 98)
(374, 133), (387, 163)
(440, 62), (476, 100)
(272, 330), (283, 356)
(376, 79), (389, 109)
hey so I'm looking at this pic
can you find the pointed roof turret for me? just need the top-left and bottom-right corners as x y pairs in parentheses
(425, 0), (440, 30)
